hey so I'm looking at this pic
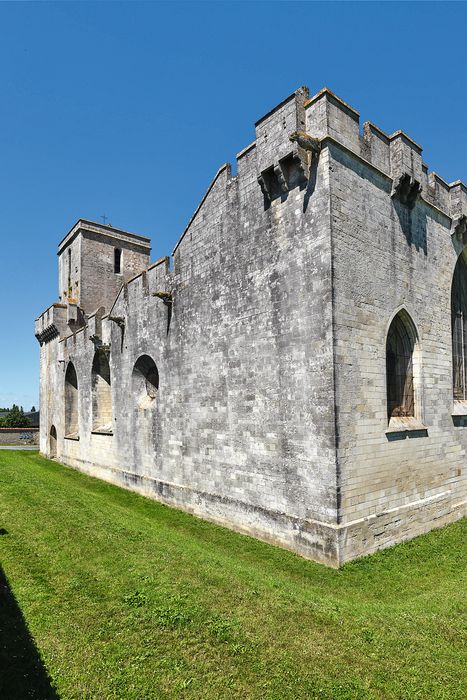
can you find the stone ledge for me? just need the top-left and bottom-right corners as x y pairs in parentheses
(322, 136), (454, 223)
(339, 496), (465, 565)
(385, 417), (428, 434)
(452, 401), (467, 416)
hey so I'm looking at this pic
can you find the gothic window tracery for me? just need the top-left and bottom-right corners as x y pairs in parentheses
(386, 311), (417, 420)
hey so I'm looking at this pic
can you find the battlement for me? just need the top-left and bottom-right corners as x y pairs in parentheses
(169, 85), (465, 265)
(35, 303), (68, 345)
(38, 87), (465, 344)
(242, 85), (465, 220)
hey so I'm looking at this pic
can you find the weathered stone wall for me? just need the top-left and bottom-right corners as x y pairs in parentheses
(0, 428), (39, 446)
(303, 92), (467, 563)
(58, 234), (81, 303)
(58, 221), (151, 312)
(78, 231), (150, 313)
(39, 89), (341, 565)
(37, 86), (466, 566)
(329, 143), (466, 560)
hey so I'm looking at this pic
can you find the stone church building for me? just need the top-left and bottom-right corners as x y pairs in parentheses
(35, 87), (466, 566)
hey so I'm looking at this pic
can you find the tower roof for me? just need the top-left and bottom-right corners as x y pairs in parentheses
(57, 219), (151, 255)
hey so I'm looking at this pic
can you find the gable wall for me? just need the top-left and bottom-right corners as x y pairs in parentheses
(39, 100), (339, 564)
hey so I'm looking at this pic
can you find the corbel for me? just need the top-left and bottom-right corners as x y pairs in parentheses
(90, 335), (110, 355)
(108, 316), (126, 352)
(152, 291), (173, 306)
(291, 153), (308, 186)
(109, 316), (125, 329)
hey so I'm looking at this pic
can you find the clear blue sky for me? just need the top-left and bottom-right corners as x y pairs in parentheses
(0, 1), (465, 410)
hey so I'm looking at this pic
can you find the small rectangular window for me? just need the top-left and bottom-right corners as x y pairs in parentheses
(114, 248), (122, 274)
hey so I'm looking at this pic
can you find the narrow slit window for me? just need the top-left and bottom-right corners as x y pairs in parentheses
(452, 251), (467, 401)
(114, 248), (122, 274)
(67, 248), (72, 295)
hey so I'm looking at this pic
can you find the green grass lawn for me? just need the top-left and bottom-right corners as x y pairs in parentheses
(0, 451), (465, 700)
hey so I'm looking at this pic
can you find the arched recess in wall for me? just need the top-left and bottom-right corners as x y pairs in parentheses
(131, 355), (159, 467)
(64, 362), (79, 438)
(386, 310), (420, 423)
(132, 355), (159, 408)
(452, 248), (467, 402)
(91, 350), (113, 433)
(49, 425), (57, 457)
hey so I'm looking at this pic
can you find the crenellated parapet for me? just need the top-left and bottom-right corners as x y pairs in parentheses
(255, 86), (314, 204)
(171, 85), (465, 260)
(35, 299), (86, 346)
(35, 303), (68, 345)
(449, 181), (467, 241)
(244, 85), (465, 220)
(388, 131), (423, 208)
(302, 87), (464, 220)
(305, 87), (361, 153)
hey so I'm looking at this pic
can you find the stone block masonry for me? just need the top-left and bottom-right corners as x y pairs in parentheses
(35, 86), (466, 566)
(0, 428), (39, 446)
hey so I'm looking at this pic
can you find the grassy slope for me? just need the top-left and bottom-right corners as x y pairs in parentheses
(0, 451), (465, 700)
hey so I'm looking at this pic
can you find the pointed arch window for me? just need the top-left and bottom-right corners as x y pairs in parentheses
(49, 425), (57, 457)
(452, 250), (467, 402)
(386, 311), (418, 421)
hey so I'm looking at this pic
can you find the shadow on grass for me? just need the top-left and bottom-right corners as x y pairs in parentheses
(0, 566), (59, 699)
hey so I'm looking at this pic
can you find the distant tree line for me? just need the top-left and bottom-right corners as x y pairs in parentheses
(0, 405), (32, 428)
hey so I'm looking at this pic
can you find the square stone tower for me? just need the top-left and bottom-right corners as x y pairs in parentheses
(57, 219), (151, 314)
